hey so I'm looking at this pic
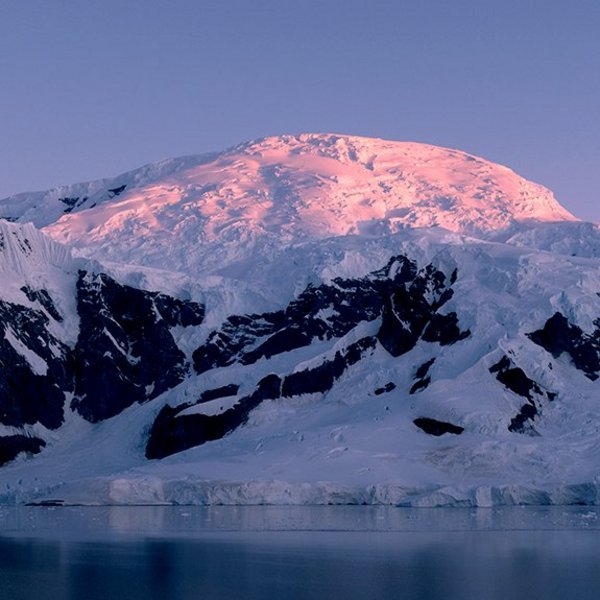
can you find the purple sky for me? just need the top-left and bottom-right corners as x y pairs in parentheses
(1, 0), (598, 221)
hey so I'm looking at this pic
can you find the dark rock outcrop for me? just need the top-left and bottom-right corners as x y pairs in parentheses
(410, 358), (435, 394)
(0, 301), (72, 429)
(376, 265), (470, 357)
(281, 337), (376, 397)
(413, 417), (464, 436)
(194, 257), (469, 374)
(147, 338), (377, 459)
(198, 384), (240, 404)
(0, 270), (205, 432)
(149, 257), (472, 459)
(193, 256), (417, 373)
(528, 312), (600, 381)
(108, 184), (127, 197)
(508, 404), (539, 435)
(20, 286), (63, 322)
(374, 382), (396, 395)
(72, 272), (204, 422)
(146, 374), (276, 460)
(58, 196), (87, 213)
(0, 435), (46, 466)
(489, 355), (556, 435)
(409, 377), (431, 395)
(489, 356), (542, 401)
(416, 358), (436, 380)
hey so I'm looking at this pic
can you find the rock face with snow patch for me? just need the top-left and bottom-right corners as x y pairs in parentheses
(73, 272), (204, 422)
(0, 134), (600, 507)
(528, 313), (600, 381)
(148, 257), (470, 459)
(0, 265), (205, 430)
(0, 220), (205, 463)
(0, 299), (72, 430)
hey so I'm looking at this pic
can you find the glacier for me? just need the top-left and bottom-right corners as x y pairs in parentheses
(0, 134), (598, 507)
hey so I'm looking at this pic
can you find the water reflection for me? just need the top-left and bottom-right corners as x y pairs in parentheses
(0, 507), (599, 600)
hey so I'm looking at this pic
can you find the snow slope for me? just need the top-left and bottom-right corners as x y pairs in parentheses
(0, 134), (577, 278)
(0, 134), (598, 507)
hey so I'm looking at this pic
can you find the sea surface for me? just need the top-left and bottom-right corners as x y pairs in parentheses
(0, 506), (599, 600)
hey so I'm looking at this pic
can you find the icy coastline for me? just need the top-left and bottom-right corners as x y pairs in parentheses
(2, 476), (598, 508)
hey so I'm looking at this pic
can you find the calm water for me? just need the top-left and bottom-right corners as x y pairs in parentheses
(0, 506), (599, 600)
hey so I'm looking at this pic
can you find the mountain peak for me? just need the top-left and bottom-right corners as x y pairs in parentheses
(0, 133), (577, 276)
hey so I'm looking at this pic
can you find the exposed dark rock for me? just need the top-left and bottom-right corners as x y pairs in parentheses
(243, 326), (313, 364)
(193, 310), (285, 374)
(108, 184), (127, 197)
(410, 377), (431, 395)
(20, 286), (63, 322)
(71, 271), (200, 422)
(377, 291), (425, 357)
(153, 294), (205, 327)
(489, 355), (557, 434)
(0, 301), (72, 429)
(282, 353), (346, 397)
(198, 384), (239, 404)
(0, 435), (46, 466)
(0, 267), (204, 432)
(508, 404), (539, 435)
(527, 312), (600, 381)
(415, 358), (436, 380)
(413, 417), (464, 436)
(58, 196), (87, 213)
(10, 231), (32, 254)
(377, 265), (469, 357)
(194, 255), (425, 374)
(421, 312), (471, 346)
(411, 358), (436, 394)
(196, 257), (469, 375)
(254, 373), (283, 401)
(147, 338), (377, 459)
(281, 337), (376, 397)
(146, 390), (263, 460)
(374, 382), (396, 395)
(489, 356), (542, 401)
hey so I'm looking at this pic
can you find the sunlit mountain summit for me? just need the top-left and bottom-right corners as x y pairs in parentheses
(0, 134), (599, 507)
(1, 133), (577, 275)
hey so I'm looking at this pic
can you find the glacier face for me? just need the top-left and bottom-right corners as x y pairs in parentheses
(0, 134), (599, 506)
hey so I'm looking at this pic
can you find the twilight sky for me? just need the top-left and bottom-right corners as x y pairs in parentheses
(1, 0), (598, 221)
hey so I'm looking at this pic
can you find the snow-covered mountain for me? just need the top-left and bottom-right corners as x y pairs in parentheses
(1, 134), (576, 277)
(0, 134), (599, 507)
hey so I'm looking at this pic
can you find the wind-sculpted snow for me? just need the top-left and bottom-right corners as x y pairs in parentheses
(0, 134), (577, 278)
(505, 221), (600, 257)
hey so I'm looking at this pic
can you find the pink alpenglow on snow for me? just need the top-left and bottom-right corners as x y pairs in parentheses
(1, 134), (576, 277)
